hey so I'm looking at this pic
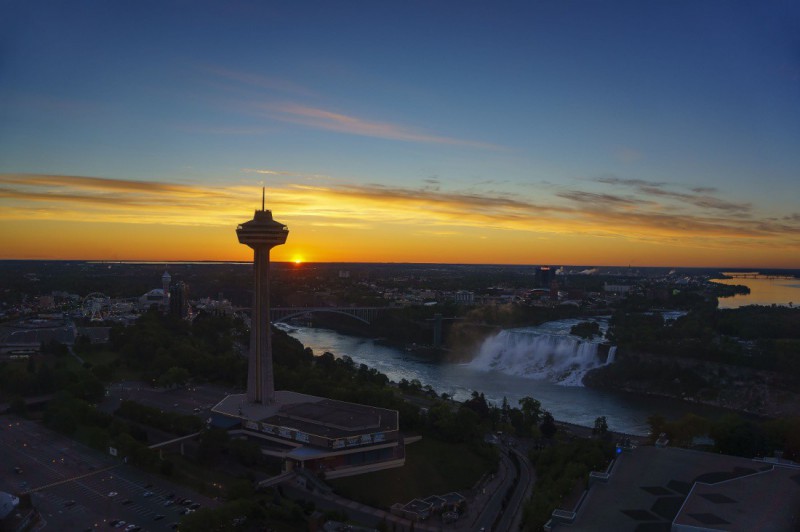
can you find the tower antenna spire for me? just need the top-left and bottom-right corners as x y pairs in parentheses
(261, 187), (265, 211)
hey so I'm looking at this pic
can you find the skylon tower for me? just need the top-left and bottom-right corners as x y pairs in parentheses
(237, 189), (289, 404)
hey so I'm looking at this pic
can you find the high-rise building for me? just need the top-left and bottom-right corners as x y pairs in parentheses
(535, 266), (554, 288)
(161, 270), (171, 308)
(236, 189), (289, 405)
(169, 281), (189, 318)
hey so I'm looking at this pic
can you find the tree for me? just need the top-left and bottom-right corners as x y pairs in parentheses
(540, 411), (557, 439)
(157, 366), (190, 388)
(593, 416), (609, 437)
(519, 396), (543, 426)
(197, 427), (229, 464)
(646, 414), (667, 443)
(9, 396), (27, 417)
(570, 321), (601, 339)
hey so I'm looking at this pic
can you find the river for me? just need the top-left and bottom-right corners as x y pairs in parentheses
(712, 273), (800, 309)
(280, 318), (734, 436)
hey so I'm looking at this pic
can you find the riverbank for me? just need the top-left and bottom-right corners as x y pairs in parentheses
(582, 350), (800, 419)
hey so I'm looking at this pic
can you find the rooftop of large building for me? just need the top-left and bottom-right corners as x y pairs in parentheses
(212, 390), (398, 440)
(564, 446), (800, 531)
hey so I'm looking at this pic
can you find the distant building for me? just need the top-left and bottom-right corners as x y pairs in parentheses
(452, 290), (475, 304)
(603, 283), (632, 294)
(36, 296), (54, 310)
(169, 281), (189, 318)
(535, 266), (555, 288)
(161, 271), (171, 307)
(0, 317), (77, 355)
(138, 289), (167, 311)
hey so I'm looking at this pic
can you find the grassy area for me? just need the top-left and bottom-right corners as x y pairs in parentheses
(329, 437), (497, 509)
(79, 348), (119, 367)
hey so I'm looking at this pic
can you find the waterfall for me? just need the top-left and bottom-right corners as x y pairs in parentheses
(606, 346), (617, 365)
(469, 328), (615, 386)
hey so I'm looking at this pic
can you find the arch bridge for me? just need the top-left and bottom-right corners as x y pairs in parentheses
(269, 306), (391, 325)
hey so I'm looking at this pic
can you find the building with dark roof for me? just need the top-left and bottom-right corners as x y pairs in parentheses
(0, 317), (76, 355)
(551, 445), (800, 531)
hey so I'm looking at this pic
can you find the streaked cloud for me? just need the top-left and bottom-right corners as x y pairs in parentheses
(200, 65), (316, 98)
(637, 186), (751, 213)
(594, 176), (666, 188)
(556, 191), (644, 207)
(263, 103), (505, 150)
(592, 175), (752, 213)
(241, 168), (296, 176)
(1, 172), (797, 259)
(196, 64), (505, 150)
(691, 186), (718, 194)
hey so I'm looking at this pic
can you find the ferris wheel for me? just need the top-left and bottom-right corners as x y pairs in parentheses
(82, 292), (110, 321)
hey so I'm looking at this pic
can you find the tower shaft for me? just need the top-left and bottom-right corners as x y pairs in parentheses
(248, 246), (275, 404)
(237, 191), (288, 406)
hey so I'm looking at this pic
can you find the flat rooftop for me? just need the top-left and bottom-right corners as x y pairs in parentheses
(566, 446), (800, 531)
(675, 464), (800, 531)
(213, 390), (398, 439)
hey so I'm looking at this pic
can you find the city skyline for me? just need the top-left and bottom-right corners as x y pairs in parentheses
(1, 2), (799, 268)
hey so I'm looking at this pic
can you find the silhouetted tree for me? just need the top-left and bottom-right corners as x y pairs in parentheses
(540, 411), (557, 439)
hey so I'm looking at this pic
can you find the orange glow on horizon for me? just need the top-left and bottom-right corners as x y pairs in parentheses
(0, 218), (796, 269)
(0, 173), (797, 269)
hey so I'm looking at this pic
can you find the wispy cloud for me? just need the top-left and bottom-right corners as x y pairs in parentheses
(0, 174), (250, 226)
(195, 65), (502, 150)
(556, 191), (644, 207)
(594, 176), (666, 188)
(263, 103), (505, 150)
(592, 175), (751, 213)
(241, 168), (296, 176)
(200, 65), (316, 98)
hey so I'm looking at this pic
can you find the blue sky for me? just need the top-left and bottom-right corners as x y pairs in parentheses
(1, 1), (799, 266)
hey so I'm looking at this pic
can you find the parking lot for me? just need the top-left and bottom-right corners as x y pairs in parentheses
(101, 382), (232, 420)
(0, 416), (217, 531)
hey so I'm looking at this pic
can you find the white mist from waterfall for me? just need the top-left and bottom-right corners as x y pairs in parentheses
(469, 319), (615, 386)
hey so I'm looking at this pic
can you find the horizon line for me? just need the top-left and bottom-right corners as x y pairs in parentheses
(0, 258), (798, 272)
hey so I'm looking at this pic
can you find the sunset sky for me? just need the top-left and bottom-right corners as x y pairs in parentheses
(1, 1), (799, 267)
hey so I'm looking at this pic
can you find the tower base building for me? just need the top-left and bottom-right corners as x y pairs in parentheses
(211, 391), (403, 479)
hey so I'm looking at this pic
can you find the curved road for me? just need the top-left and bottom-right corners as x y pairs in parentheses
(473, 441), (535, 531)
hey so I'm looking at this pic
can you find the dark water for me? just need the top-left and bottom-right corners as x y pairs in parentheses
(281, 321), (738, 436)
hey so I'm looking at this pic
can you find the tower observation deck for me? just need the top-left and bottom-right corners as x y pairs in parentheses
(237, 189), (289, 404)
